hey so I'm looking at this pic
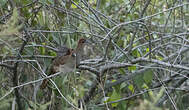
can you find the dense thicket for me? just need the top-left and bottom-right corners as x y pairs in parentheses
(0, 0), (189, 110)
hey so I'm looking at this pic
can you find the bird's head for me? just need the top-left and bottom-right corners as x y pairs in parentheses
(76, 38), (90, 51)
(78, 38), (88, 45)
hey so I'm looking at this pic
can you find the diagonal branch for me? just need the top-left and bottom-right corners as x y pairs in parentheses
(0, 63), (14, 69)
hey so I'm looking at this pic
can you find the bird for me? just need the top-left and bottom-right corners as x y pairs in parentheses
(75, 38), (89, 67)
(40, 48), (76, 89)
(56, 45), (72, 57)
(40, 38), (89, 89)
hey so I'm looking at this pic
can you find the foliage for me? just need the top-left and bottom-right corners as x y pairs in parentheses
(0, 0), (189, 110)
(0, 8), (23, 36)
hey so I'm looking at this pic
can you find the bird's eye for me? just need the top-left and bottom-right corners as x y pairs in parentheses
(82, 39), (86, 43)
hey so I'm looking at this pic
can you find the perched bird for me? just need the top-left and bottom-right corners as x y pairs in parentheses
(75, 38), (90, 67)
(40, 48), (76, 89)
(40, 38), (89, 89)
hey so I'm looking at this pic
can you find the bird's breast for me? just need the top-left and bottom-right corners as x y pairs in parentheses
(59, 64), (74, 73)
(53, 63), (75, 74)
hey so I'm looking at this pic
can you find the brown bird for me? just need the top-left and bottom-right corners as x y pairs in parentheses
(75, 38), (89, 67)
(40, 48), (75, 89)
(40, 38), (89, 89)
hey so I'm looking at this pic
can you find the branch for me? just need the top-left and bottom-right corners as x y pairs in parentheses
(97, 47), (189, 96)
(156, 73), (189, 107)
(132, 57), (189, 71)
(100, 62), (132, 73)
(82, 62), (132, 104)
(12, 30), (30, 110)
(78, 65), (100, 75)
(97, 87), (161, 106)
(0, 63), (14, 69)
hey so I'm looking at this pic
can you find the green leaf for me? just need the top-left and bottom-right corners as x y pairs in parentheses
(76, 84), (86, 98)
(0, 8), (23, 36)
(37, 10), (48, 26)
(44, 58), (51, 68)
(109, 88), (121, 107)
(0, 98), (12, 109)
(31, 42), (37, 46)
(123, 38), (127, 48)
(132, 49), (141, 57)
(38, 101), (51, 110)
(146, 48), (149, 53)
(71, 4), (77, 8)
(52, 34), (60, 44)
(134, 74), (144, 88)
(117, 39), (124, 47)
(155, 55), (163, 61)
(128, 84), (134, 93)
(120, 82), (127, 90)
(21, 0), (31, 5)
(128, 65), (136, 72)
(46, 0), (53, 4)
(0, 0), (7, 7)
(39, 43), (46, 55)
(25, 46), (34, 55)
(119, 68), (125, 74)
(111, 79), (116, 83)
(49, 50), (56, 56)
(142, 83), (149, 89)
(143, 69), (153, 84)
(39, 0), (46, 4)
